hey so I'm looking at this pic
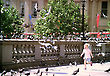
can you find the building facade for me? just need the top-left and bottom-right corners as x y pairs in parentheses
(3, 0), (110, 32)
(87, 0), (110, 32)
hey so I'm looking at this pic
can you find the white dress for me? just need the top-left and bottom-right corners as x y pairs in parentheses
(81, 48), (91, 59)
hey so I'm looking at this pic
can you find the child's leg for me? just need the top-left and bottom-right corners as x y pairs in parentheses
(84, 59), (86, 69)
(87, 58), (92, 66)
(90, 61), (92, 66)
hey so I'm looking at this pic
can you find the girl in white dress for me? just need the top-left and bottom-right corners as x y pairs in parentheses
(81, 43), (93, 70)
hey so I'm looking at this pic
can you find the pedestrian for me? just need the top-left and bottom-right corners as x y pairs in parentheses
(81, 43), (93, 70)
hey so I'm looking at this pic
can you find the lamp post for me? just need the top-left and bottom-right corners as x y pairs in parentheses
(81, 0), (86, 40)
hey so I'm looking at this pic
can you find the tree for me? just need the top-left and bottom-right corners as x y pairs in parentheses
(35, 0), (84, 36)
(0, 0), (24, 38)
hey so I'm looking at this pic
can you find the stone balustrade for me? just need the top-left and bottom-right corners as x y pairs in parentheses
(0, 39), (110, 71)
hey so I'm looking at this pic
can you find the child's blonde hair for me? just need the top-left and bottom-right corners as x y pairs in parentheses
(84, 43), (90, 49)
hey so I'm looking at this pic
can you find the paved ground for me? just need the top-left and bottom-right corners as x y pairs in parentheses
(1, 62), (110, 76)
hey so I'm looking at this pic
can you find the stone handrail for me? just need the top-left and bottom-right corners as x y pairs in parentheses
(0, 39), (110, 71)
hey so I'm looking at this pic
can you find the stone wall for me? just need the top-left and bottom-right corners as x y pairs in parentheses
(0, 39), (110, 71)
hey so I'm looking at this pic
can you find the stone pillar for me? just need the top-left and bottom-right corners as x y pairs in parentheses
(0, 42), (13, 65)
(35, 45), (41, 60)
(15, 0), (20, 13)
(102, 43), (106, 53)
(24, 0), (30, 24)
(60, 45), (65, 58)
(87, 0), (93, 31)
(91, 0), (98, 32)
(108, 0), (110, 21)
(24, 0), (33, 33)
(44, 0), (48, 8)
(88, 0), (100, 32)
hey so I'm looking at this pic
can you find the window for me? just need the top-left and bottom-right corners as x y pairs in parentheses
(32, 2), (38, 18)
(20, 2), (24, 17)
(101, 1), (108, 18)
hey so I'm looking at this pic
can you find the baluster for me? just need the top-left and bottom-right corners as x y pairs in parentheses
(31, 56), (35, 62)
(65, 45), (67, 52)
(26, 45), (29, 54)
(25, 56), (28, 62)
(18, 44), (22, 54)
(14, 45), (18, 54)
(20, 57), (24, 63)
(30, 45), (33, 53)
(69, 44), (71, 52)
(23, 45), (26, 54)
(71, 45), (74, 52)
(28, 57), (31, 62)
(27, 45), (30, 54)
(32, 45), (35, 53)
(16, 45), (19, 54)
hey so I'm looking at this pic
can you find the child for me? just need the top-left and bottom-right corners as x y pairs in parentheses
(81, 43), (93, 70)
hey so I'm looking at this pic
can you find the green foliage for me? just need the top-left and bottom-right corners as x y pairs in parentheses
(35, 0), (85, 36)
(0, 0), (24, 38)
(107, 21), (110, 32)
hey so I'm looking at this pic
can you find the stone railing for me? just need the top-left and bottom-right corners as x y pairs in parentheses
(0, 39), (110, 71)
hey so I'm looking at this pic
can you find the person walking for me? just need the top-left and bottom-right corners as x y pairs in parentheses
(81, 43), (93, 70)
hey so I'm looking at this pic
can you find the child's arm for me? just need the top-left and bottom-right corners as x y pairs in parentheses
(81, 50), (84, 57)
